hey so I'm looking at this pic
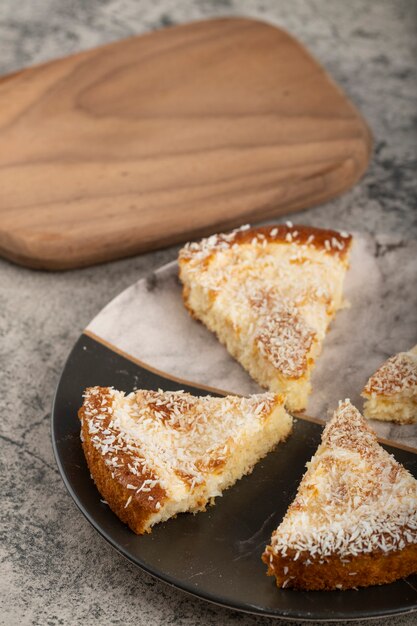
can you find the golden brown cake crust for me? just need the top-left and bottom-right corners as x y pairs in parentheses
(179, 223), (353, 264)
(262, 544), (417, 590)
(79, 387), (166, 535)
(228, 224), (352, 258)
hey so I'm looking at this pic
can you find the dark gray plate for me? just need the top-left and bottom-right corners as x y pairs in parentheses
(52, 333), (417, 621)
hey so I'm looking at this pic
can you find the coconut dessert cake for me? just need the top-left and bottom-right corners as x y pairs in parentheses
(79, 386), (292, 534)
(362, 346), (417, 424)
(178, 224), (352, 412)
(262, 400), (417, 590)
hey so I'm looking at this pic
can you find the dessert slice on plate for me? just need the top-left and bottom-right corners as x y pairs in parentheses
(179, 224), (352, 412)
(79, 387), (292, 534)
(362, 346), (417, 424)
(262, 400), (417, 590)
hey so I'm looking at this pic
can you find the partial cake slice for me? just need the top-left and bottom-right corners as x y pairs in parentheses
(179, 224), (352, 412)
(262, 400), (417, 590)
(79, 387), (292, 534)
(362, 346), (417, 424)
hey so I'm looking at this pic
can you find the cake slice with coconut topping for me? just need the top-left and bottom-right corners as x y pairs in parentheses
(179, 224), (352, 412)
(362, 346), (417, 424)
(262, 400), (417, 590)
(79, 386), (292, 534)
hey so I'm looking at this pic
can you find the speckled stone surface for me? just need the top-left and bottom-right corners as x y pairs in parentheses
(1, 1), (416, 625)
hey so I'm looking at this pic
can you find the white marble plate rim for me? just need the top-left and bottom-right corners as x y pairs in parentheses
(85, 233), (417, 452)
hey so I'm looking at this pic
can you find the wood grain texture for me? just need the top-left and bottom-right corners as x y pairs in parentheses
(0, 17), (372, 270)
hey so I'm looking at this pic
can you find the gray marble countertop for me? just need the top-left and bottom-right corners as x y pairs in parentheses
(1, 1), (416, 625)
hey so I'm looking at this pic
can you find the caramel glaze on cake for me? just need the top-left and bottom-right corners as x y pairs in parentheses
(188, 223), (352, 261)
(262, 400), (417, 590)
(179, 223), (352, 412)
(179, 224), (352, 271)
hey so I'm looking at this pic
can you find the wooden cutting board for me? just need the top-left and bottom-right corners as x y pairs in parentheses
(0, 17), (372, 270)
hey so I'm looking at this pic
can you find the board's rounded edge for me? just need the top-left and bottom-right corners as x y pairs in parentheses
(0, 136), (373, 272)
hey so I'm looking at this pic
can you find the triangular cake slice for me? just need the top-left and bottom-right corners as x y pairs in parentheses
(262, 400), (417, 590)
(179, 224), (352, 412)
(362, 346), (417, 424)
(79, 387), (292, 534)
